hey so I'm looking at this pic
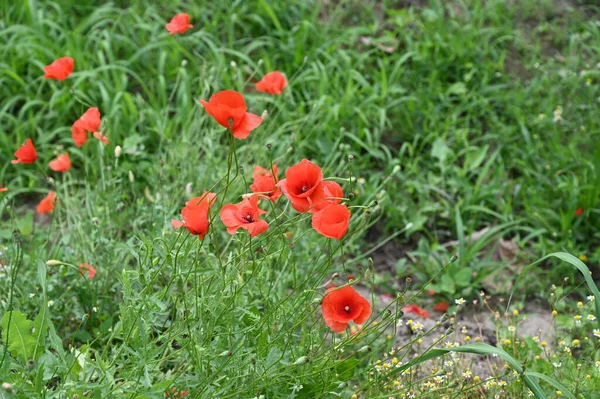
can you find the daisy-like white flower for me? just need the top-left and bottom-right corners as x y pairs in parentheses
(433, 376), (444, 384)
(574, 315), (582, 324)
(47, 300), (55, 307)
(508, 325), (516, 332)
(588, 295), (595, 302)
(593, 329), (600, 338)
(587, 314), (596, 321)
(463, 371), (472, 378)
(455, 298), (466, 305)
(533, 336), (540, 343)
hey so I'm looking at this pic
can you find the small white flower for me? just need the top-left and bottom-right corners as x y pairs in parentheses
(593, 329), (600, 338)
(444, 360), (454, 367)
(455, 298), (466, 306)
(533, 336), (540, 343)
(553, 106), (563, 122)
(462, 371), (472, 378)
(587, 314), (596, 321)
(508, 325), (516, 332)
(47, 300), (54, 307)
(29, 293), (36, 298)
(553, 362), (562, 368)
(92, 306), (98, 313)
(588, 295), (595, 302)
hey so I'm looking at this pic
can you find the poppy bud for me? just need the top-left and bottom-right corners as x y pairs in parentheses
(266, 143), (272, 149)
(46, 259), (62, 266)
(185, 182), (193, 195)
(358, 345), (372, 353)
(262, 110), (269, 120)
(26, 359), (35, 370)
(337, 382), (348, 389)
(230, 61), (237, 68)
(114, 145), (122, 158)
(450, 254), (458, 263)
(293, 356), (310, 365)
(128, 171), (135, 183)
(348, 192), (355, 200)
(2, 383), (13, 392)
(391, 165), (401, 174)
(445, 328), (454, 335)
(348, 154), (354, 162)
(219, 350), (232, 357)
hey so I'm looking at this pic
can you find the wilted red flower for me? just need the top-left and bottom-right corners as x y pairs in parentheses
(43, 57), (74, 80)
(321, 285), (371, 332)
(79, 263), (96, 279)
(250, 165), (281, 202)
(220, 194), (269, 237)
(312, 203), (351, 239)
(37, 192), (56, 214)
(278, 159), (326, 213)
(403, 304), (429, 319)
(12, 139), (37, 164)
(199, 90), (262, 139)
(427, 289), (436, 297)
(171, 192), (217, 239)
(0, 187), (7, 193)
(255, 71), (287, 95)
(165, 13), (193, 35)
(433, 301), (449, 313)
(312, 181), (344, 212)
(93, 131), (110, 145)
(574, 207), (584, 217)
(49, 153), (71, 172)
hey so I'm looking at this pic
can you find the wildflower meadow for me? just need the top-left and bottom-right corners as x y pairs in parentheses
(1, 1), (600, 398)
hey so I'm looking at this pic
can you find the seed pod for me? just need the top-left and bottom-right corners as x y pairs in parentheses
(293, 356), (310, 365)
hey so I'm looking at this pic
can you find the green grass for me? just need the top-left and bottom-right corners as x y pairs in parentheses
(1, 0), (600, 397)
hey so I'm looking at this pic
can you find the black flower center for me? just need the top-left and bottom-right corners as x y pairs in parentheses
(244, 214), (254, 223)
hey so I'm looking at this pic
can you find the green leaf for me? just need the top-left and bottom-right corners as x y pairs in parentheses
(431, 138), (451, 164)
(464, 145), (489, 171)
(1, 311), (37, 362)
(453, 268), (472, 287)
(509, 252), (600, 330)
(31, 307), (49, 360)
(336, 358), (359, 380)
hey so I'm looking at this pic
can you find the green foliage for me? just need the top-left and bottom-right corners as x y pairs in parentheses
(1, 310), (46, 363)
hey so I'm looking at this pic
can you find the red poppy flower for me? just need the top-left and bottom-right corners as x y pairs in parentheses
(433, 301), (449, 313)
(37, 191), (56, 214)
(312, 181), (344, 212)
(71, 108), (101, 147)
(321, 285), (371, 333)
(278, 159), (327, 213)
(255, 71), (287, 95)
(220, 194), (269, 237)
(43, 56), (74, 80)
(79, 263), (96, 279)
(49, 153), (71, 172)
(402, 304), (430, 319)
(0, 187), (7, 193)
(250, 165), (281, 202)
(93, 131), (110, 145)
(199, 90), (262, 139)
(78, 107), (102, 132)
(71, 120), (88, 147)
(312, 203), (351, 239)
(171, 192), (217, 239)
(12, 138), (37, 164)
(165, 13), (193, 35)
(574, 207), (584, 217)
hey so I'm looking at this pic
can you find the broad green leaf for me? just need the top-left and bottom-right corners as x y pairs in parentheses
(1, 311), (37, 362)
